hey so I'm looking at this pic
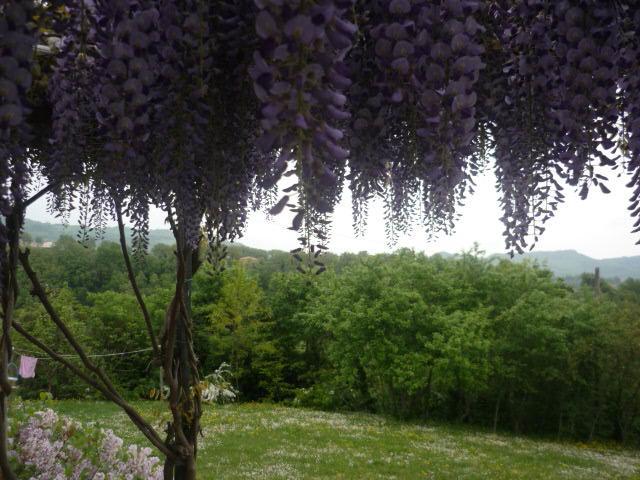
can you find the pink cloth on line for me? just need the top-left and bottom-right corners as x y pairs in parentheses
(19, 355), (37, 379)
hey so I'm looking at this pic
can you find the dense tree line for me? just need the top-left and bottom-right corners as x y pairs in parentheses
(13, 238), (640, 444)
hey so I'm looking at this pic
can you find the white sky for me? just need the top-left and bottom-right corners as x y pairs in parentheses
(27, 165), (640, 260)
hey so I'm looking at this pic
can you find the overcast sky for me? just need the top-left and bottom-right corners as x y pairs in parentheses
(28, 165), (639, 260)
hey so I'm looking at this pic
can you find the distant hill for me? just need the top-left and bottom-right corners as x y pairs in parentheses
(23, 218), (174, 247)
(23, 219), (640, 279)
(491, 250), (640, 280)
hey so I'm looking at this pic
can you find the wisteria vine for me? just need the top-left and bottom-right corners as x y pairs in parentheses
(3, 0), (640, 266)
(0, 0), (36, 270)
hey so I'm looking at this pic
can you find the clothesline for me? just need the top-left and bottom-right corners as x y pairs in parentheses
(14, 347), (154, 361)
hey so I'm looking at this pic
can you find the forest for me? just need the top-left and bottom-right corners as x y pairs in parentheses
(13, 237), (640, 445)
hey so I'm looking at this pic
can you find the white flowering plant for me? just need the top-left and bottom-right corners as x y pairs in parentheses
(9, 403), (163, 479)
(200, 363), (237, 404)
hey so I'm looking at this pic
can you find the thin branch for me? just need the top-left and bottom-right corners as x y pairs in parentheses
(12, 322), (174, 459)
(19, 248), (120, 398)
(164, 204), (181, 251)
(17, 249), (175, 458)
(22, 181), (60, 209)
(115, 202), (160, 359)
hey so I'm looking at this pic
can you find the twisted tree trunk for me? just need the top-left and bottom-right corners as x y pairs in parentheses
(162, 224), (202, 480)
(5, 193), (204, 479)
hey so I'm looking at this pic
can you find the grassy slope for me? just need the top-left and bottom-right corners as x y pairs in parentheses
(34, 401), (640, 479)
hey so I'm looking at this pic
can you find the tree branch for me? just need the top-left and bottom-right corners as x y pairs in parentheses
(19, 248), (121, 398)
(17, 248), (178, 460)
(165, 204), (181, 251)
(12, 321), (174, 459)
(22, 182), (59, 210)
(115, 202), (160, 359)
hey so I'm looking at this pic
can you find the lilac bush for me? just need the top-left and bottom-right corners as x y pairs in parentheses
(9, 407), (163, 480)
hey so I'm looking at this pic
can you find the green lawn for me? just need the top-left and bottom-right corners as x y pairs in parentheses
(21, 400), (640, 479)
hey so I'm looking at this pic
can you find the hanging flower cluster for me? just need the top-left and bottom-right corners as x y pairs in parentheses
(250, 0), (356, 271)
(0, 0), (36, 274)
(2, 0), (640, 268)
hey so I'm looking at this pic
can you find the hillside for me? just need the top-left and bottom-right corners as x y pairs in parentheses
(23, 218), (175, 247)
(493, 249), (640, 280)
(23, 218), (640, 279)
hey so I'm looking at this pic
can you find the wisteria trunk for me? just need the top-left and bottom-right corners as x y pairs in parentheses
(0, 211), (21, 480)
(163, 240), (202, 480)
(171, 313), (199, 479)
